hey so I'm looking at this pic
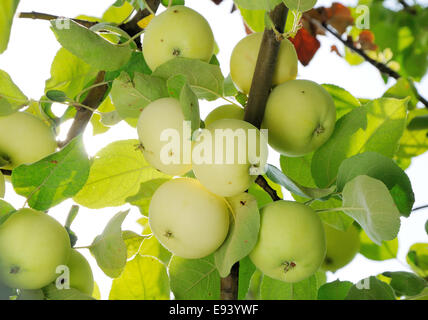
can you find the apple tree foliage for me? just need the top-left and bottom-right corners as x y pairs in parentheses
(0, 0), (427, 300)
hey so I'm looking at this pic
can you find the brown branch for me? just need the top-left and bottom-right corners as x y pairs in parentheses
(398, 0), (417, 15)
(255, 175), (281, 201)
(220, 3), (289, 302)
(56, 0), (160, 147)
(317, 20), (428, 109)
(412, 204), (428, 212)
(0, 169), (12, 176)
(19, 12), (97, 28)
(60, 71), (108, 147)
(243, 4), (289, 128)
(220, 263), (239, 300)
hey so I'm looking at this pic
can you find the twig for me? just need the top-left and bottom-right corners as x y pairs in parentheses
(412, 204), (428, 212)
(255, 175), (281, 201)
(220, 2), (289, 302)
(19, 11), (97, 28)
(0, 169), (12, 176)
(220, 263), (239, 300)
(316, 20), (428, 109)
(398, 0), (417, 15)
(60, 71), (108, 147)
(59, 0), (160, 147)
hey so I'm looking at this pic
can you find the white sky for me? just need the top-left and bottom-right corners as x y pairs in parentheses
(0, 0), (427, 299)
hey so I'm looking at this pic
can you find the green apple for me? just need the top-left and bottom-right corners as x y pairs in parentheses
(192, 119), (268, 197)
(0, 208), (71, 290)
(262, 79), (336, 157)
(0, 172), (4, 198)
(230, 32), (298, 94)
(322, 223), (360, 272)
(204, 104), (245, 127)
(137, 97), (192, 176)
(249, 201), (326, 283)
(142, 5), (215, 71)
(66, 249), (94, 295)
(149, 178), (230, 259)
(0, 112), (57, 169)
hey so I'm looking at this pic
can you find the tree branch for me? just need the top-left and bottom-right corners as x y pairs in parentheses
(243, 4), (289, 128)
(60, 71), (108, 147)
(0, 169), (12, 176)
(19, 12), (97, 28)
(220, 3), (289, 302)
(255, 175), (281, 201)
(316, 20), (428, 109)
(412, 204), (428, 212)
(55, 0), (160, 147)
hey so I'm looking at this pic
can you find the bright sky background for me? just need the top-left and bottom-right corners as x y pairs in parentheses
(0, 0), (427, 300)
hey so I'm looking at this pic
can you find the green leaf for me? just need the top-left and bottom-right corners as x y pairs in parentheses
(45, 48), (98, 100)
(161, 0), (184, 6)
(238, 256), (256, 300)
(383, 78), (419, 110)
(0, 69), (29, 116)
(122, 230), (145, 259)
(238, 6), (266, 32)
(322, 84), (361, 119)
(74, 140), (169, 209)
(312, 98), (408, 188)
(90, 210), (129, 278)
(167, 75), (200, 132)
(50, 19), (133, 71)
(105, 51), (152, 82)
(169, 254), (220, 300)
(102, 1), (134, 24)
(266, 164), (334, 200)
(248, 176), (283, 208)
(359, 230), (398, 261)
(408, 114), (428, 131)
(42, 283), (95, 300)
(0, 199), (15, 226)
(152, 57), (224, 101)
(406, 243), (428, 278)
(12, 136), (90, 211)
(109, 254), (170, 300)
(110, 72), (168, 127)
(342, 175), (401, 245)
(215, 193), (260, 277)
(382, 271), (427, 297)
(396, 108), (428, 159)
(45, 90), (68, 103)
(223, 74), (238, 97)
(318, 280), (354, 300)
(126, 178), (170, 214)
(293, 194), (354, 232)
(282, 0), (317, 12)
(0, 0), (19, 54)
(260, 271), (325, 300)
(138, 235), (172, 265)
(0, 172), (4, 198)
(280, 153), (316, 188)
(345, 276), (396, 300)
(233, 0), (282, 10)
(337, 152), (414, 217)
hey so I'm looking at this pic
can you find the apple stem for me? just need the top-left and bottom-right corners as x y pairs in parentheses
(10, 266), (20, 274)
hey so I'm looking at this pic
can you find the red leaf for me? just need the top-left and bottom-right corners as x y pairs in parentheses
(289, 28), (321, 66)
(325, 2), (354, 35)
(357, 30), (377, 50)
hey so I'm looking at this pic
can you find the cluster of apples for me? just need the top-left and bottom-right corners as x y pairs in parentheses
(139, 6), (359, 283)
(0, 114), (93, 298)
